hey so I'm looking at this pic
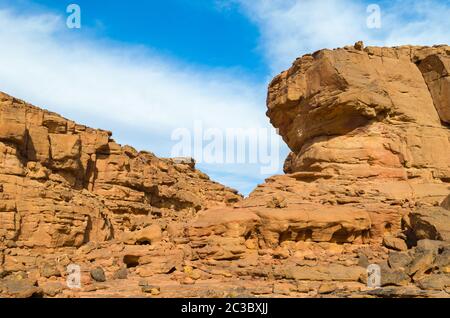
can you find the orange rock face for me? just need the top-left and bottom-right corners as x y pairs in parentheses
(182, 44), (450, 298)
(191, 45), (450, 251)
(0, 91), (241, 249)
(1, 43), (449, 298)
(263, 44), (450, 238)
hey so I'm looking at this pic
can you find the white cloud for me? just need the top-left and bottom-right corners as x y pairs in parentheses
(0, 9), (265, 133)
(236, 0), (450, 73)
(0, 8), (288, 195)
(382, 1), (450, 47)
(2, 1), (447, 195)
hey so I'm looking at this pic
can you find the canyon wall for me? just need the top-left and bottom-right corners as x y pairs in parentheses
(0, 43), (449, 298)
(265, 44), (450, 239)
(190, 44), (450, 252)
(0, 91), (241, 249)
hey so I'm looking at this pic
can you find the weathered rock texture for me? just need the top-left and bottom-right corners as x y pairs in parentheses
(1, 43), (449, 298)
(190, 44), (450, 252)
(0, 91), (241, 249)
(183, 44), (450, 298)
(264, 44), (450, 239)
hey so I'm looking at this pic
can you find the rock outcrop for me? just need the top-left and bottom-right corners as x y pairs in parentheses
(185, 43), (450, 298)
(265, 44), (450, 239)
(0, 91), (241, 250)
(0, 91), (246, 298)
(1, 43), (449, 298)
(191, 44), (450, 249)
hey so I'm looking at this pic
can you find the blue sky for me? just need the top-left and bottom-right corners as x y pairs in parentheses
(0, 0), (449, 195)
(3, 0), (267, 75)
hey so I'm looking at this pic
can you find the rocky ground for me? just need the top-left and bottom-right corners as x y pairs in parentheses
(1, 234), (449, 298)
(0, 43), (449, 298)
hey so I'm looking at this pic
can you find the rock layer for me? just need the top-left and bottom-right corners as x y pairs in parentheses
(263, 44), (450, 238)
(0, 91), (241, 249)
(1, 43), (450, 298)
(181, 44), (450, 298)
(190, 44), (450, 254)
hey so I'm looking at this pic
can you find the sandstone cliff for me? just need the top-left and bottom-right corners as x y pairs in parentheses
(185, 44), (450, 297)
(266, 43), (450, 239)
(191, 44), (450, 250)
(0, 91), (241, 249)
(1, 43), (449, 298)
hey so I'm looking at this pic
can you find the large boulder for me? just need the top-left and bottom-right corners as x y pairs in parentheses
(404, 207), (450, 243)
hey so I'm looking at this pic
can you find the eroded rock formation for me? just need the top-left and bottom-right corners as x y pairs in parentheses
(266, 44), (450, 238)
(1, 43), (449, 298)
(191, 44), (450, 251)
(0, 91), (241, 249)
(185, 43), (450, 297)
